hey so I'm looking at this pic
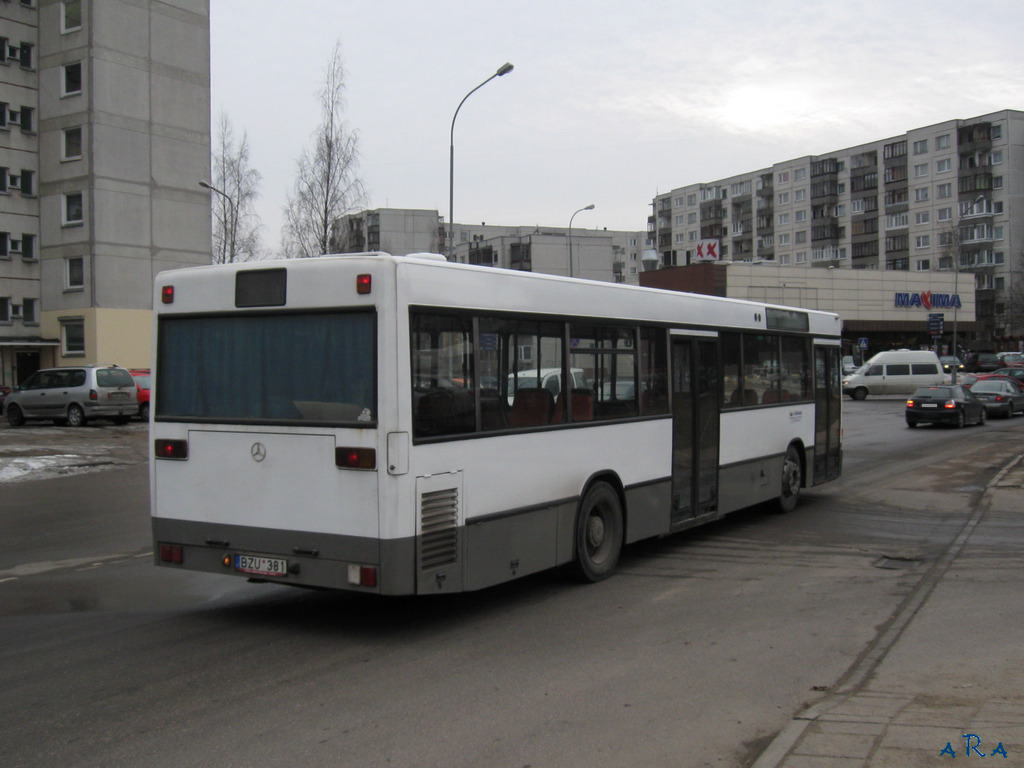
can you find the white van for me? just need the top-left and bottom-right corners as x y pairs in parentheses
(842, 350), (946, 400)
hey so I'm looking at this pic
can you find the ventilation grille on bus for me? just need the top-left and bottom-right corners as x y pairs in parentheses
(420, 487), (459, 570)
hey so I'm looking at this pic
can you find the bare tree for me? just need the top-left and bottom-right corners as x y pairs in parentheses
(283, 41), (366, 258)
(209, 112), (263, 263)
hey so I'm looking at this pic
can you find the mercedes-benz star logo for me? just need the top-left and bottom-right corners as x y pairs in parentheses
(250, 442), (267, 462)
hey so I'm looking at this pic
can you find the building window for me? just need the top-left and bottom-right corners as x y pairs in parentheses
(63, 192), (84, 225)
(0, 297), (10, 323)
(913, 139), (928, 154)
(66, 256), (84, 290)
(914, 163), (928, 178)
(916, 259), (931, 271)
(777, 171), (790, 184)
(22, 297), (37, 323)
(993, 176), (1003, 190)
(795, 252), (807, 263)
(777, 192), (790, 205)
(936, 158), (951, 173)
(62, 62), (83, 96)
(795, 231), (807, 244)
(17, 169), (33, 196)
(778, 233), (791, 245)
(794, 168), (806, 181)
(914, 187), (929, 202)
(21, 233), (35, 260)
(794, 189), (806, 202)
(936, 134), (951, 150)
(62, 127), (83, 160)
(989, 150), (1003, 165)
(938, 207), (953, 222)
(62, 0), (83, 32)
(937, 183), (952, 199)
(795, 209), (807, 222)
(777, 212), (790, 225)
(915, 235), (930, 249)
(61, 317), (86, 356)
(851, 199), (865, 214)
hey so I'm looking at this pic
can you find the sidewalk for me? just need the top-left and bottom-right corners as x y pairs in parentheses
(753, 454), (1024, 767)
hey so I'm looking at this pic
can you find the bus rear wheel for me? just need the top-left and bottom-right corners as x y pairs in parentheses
(566, 482), (623, 583)
(775, 445), (802, 514)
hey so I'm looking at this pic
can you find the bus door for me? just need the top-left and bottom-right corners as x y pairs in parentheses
(670, 333), (720, 526)
(813, 345), (842, 483)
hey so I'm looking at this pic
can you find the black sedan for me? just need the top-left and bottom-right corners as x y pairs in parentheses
(906, 385), (987, 428)
(968, 378), (1024, 419)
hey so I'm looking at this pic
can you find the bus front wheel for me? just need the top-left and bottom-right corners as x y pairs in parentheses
(566, 482), (623, 583)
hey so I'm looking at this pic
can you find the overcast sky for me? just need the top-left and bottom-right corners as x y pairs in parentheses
(210, 0), (1024, 254)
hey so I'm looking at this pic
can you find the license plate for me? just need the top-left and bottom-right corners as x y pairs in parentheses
(109, 391), (130, 400)
(234, 554), (288, 576)
(922, 403), (937, 408)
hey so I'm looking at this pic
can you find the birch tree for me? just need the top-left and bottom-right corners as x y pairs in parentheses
(209, 112), (263, 263)
(283, 41), (366, 258)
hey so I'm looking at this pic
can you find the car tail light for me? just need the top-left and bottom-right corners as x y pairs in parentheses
(154, 439), (188, 460)
(159, 543), (184, 564)
(89, 389), (98, 401)
(906, 399), (915, 407)
(348, 564), (377, 587)
(944, 400), (956, 409)
(336, 447), (375, 469)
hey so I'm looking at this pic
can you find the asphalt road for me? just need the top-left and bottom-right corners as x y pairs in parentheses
(1, 401), (1021, 768)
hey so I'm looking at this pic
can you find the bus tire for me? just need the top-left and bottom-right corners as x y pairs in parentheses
(566, 482), (623, 583)
(851, 387), (868, 401)
(775, 445), (802, 514)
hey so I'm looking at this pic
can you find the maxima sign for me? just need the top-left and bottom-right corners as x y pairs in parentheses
(894, 291), (962, 310)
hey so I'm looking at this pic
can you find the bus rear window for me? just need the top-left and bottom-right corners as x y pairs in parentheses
(156, 311), (376, 424)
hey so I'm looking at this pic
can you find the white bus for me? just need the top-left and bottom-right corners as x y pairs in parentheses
(150, 253), (843, 595)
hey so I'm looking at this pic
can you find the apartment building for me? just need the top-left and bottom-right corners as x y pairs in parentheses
(0, 0), (211, 389)
(334, 207), (648, 284)
(651, 109), (1024, 347)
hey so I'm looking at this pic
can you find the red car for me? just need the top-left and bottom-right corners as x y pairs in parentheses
(961, 373), (1018, 389)
(130, 368), (151, 420)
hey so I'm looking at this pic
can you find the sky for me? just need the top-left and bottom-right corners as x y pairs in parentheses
(210, 0), (1024, 255)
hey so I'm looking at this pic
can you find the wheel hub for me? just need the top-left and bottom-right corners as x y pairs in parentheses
(586, 515), (605, 549)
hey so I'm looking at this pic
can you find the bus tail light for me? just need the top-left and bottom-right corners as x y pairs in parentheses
(356, 274), (372, 294)
(161, 285), (175, 304)
(348, 564), (377, 587)
(155, 439), (189, 460)
(159, 543), (184, 564)
(336, 447), (375, 469)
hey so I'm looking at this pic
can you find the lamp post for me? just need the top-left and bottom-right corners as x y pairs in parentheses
(568, 204), (595, 278)
(951, 194), (986, 383)
(448, 62), (514, 261)
(199, 181), (237, 263)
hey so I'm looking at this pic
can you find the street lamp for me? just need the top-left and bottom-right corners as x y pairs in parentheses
(568, 204), (595, 278)
(199, 181), (237, 263)
(951, 194), (986, 383)
(448, 62), (514, 261)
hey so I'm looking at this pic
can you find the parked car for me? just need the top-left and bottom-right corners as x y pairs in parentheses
(939, 356), (964, 375)
(905, 385), (986, 428)
(968, 378), (1024, 419)
(3, 365), (138, 427)
(0, 385), (11, 409)
(842, 355), (858, 376)
(961, 373), (1018, 389)
(991, 367), (1024, 385)
(965, 352), (1001, 373)
(130, 368), (151, 420)
(996, 352), (1024, 366)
